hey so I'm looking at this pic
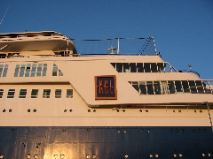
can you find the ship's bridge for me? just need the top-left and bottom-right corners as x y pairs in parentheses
(0, 31), (77, 57)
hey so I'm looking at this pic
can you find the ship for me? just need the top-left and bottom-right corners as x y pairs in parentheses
(0, 31), (213, 159)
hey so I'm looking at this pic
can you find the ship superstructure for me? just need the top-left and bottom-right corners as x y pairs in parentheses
(0, 31), (213, 159)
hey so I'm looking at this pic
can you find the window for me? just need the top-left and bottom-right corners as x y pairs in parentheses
(131, 82), (139, 92)
(14, 63), (47, 77)
(151, 63), (158, 72)
(154, 81), (161, 94)
(0, 89), (3, 98)
(189, 81), (197, 93)
(168, 81), (176, 94)
(157, 63), (164, 72)
(7, 89), (15, 98)
(175, 81), (183, 92)
(31, 89), (38, 98)
(195, 80), (204, 93)
(147, 81), (154, 94)
(43, 89), (51, 98)
(130, 63), (136, 72)
(0, 64), (8, 77)
(19, 89), (27, 98)
(55, 89), (62, 98)
(137, 63), (144, 72)
(161, 81), (168, 94)
(139, 82), (147, 94)
(52, 64), (63, 76)
(66, 89), (73, 98)
(182, 80), (190, 93)
(144, 63), (151, 72)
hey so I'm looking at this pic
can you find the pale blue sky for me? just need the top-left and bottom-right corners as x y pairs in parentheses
(1, 0), (213, 78)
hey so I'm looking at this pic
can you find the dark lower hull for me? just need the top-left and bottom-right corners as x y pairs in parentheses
(0, 127), (213, 159)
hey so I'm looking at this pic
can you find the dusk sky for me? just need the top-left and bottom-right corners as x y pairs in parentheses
(1, 0), (213, 78)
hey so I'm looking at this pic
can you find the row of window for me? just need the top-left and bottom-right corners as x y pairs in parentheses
(129, 80), (213, 95)
(0, 64), (8, 77)
(13, 63), (64, 77)
(0, 89), (73, 98)
(111, 63), (175, 73)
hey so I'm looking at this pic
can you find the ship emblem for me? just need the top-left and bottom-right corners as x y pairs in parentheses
(95, 75), (117, 100)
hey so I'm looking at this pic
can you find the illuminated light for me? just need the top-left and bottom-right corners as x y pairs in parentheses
(123, 130), (127, 134)
(173, 154), (177, 158)
(34, 154), (38, 159)
(26, 154), (31, 159)
(92, 154), (96, 159)
(60, 154), (65, 159)
(86, 154), (90, 159)
(155, 154), (159, 158)
(179, 153), (183, 157)
(0, 155), (4, 159)
(202, 153), (205, 157)
(208, 153), (211, 157)
(149, 154), (153, 158)
(124, 154), (128, 158)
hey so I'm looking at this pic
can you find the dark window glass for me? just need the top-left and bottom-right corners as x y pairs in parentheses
(202, 81), (212, 94)
(139, 82), (147, 94)
(124, 63), (130, 72)
(131, 82), (139, 92)
(20, 65), (25, 77)
(14, 64), (20, 77)
(144, 63), (151, 72)
(67, 89), (73, 98)
(182, 81), (190, 93)
(31, 64), (36, 77)
(43, 89), (51, 98)
(147, 81), (154, 94)
(151, 63), (157, 72)
(168, 81), (176, 94)
(25, 64), (31, 77)
(55, 89), (62, 98)
(42, 64), (47, 76)
(0, 89), (3, 98)
(31, 89), (38, 98)
(130, 63), (136, 72)
(195, 81), (204, 93)
(136, 63), (144, 72)
(175, 81), (183, 92)
(189, 81), (197, 93)
(7, 89), (15, 98)
(19, 89), (27, 98)
(36, 64), (42, 76)
(116, 63), (123, 72)
(161, 81), (168, 94)
(154, 81), (161, 94)
(2, 64), (8, 77)
(157, 63), (164, 72)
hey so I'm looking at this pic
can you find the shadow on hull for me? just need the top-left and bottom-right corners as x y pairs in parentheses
(0, 127), (213, 159)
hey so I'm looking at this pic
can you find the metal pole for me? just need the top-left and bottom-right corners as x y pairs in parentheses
(206, 102), (213, 133)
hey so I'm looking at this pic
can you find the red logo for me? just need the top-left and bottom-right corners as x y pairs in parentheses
(95, 75), (117, 100)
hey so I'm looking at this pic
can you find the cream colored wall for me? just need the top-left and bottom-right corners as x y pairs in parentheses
(0, 55), (213, 127)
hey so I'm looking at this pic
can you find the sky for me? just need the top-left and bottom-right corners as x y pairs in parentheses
(0, 0), (213, 78)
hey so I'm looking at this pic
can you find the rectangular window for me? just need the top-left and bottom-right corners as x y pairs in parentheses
(19, 89), (27, 98)
(55, 89), (62, 98)
(43, 89), (51, 98)
(195, 80), (204, 93)
(31, 89), (38, 98)
(151, 63), (158, 72)
(154, 81), (161, 94)
(147, 81), (154, 94)
(0, 89), (3, 98)
(168, 81), (176, 94)
(14, 64), (20, 77)
(139, 82), (147, 94)
(20, 64), (26, 77)
(36, 64), (42, 76)
(131, 82), (139, 92)
(52, 64), (58, 76)
(31, 64), (37, 77)
(136, 63), (144, 72)
(42, 64), (47, 76)
(161, 81), (168, 94)
(144, 63), (151, 72)
(189, 81), (197, 93)
(130, 63), (136, 72)
(182, 80), (190, 93)
(66, 89), (73, 98)
(7, 89), (15, 98)
(157, 63), (164, 72)
(0, 64), (8, 77)
(25, 64), (31, 77)
(124, 63), (130, 72)
(175, 81), (183, 92)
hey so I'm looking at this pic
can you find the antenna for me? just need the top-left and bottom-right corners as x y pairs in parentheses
(0, 4), (10, 26)
(117, 37), (120, 54)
